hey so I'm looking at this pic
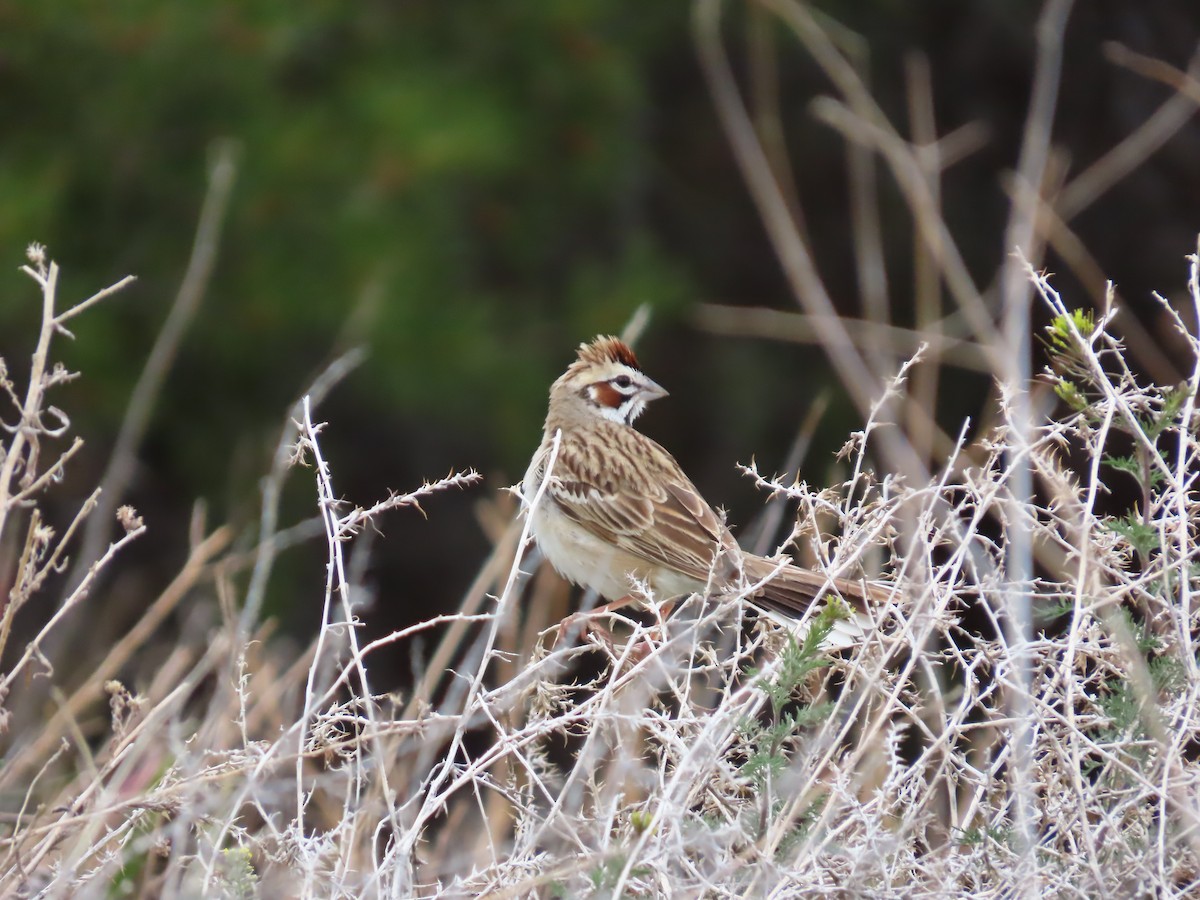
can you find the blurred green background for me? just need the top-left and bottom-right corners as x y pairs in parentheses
(2, 1), (1198, 662)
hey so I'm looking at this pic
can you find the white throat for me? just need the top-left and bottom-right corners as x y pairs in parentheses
(596, 396), (644, 425)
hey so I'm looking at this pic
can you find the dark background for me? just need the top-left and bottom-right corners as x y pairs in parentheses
(2, 1), (1198, 685)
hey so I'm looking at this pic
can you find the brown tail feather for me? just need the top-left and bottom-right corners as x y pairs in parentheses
(742, 554), (879, 619)
(741, 555), (884, 649)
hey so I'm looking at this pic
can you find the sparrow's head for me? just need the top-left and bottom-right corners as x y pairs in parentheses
(550, 335), (668, 426)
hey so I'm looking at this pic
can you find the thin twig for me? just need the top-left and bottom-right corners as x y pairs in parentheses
(66, 140), (239, 598)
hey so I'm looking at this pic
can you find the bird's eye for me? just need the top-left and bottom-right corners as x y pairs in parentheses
(612, 375), (633, 390)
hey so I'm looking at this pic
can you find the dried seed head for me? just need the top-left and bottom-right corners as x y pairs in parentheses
(116, 505), (144, 534)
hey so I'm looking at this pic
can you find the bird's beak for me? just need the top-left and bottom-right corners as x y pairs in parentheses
(643, 378), (669, 400)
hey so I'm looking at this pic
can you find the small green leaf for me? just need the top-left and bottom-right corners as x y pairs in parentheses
(1106, 513), (1159, 558)
(1104, 454), (1163, 488)
(1046, 309), (1095, 353)
(1053, 378), (1089, 411)
(630, 809), (654, 834)
(740, 748), (788, 788)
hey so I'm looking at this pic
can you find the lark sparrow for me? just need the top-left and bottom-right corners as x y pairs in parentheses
(521, 335), (878, 644)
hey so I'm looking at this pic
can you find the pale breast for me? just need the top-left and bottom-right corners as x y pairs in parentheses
(529, 500), (644, 599)
(521, 436), (707, 601)
(525, 490), (704, 601)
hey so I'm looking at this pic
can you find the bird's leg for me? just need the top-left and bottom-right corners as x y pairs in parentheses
(555, 595), (684, 667)
(612, 596), (682, 663)
(555, 593), (642, 645)
(646, 596), (678, 640)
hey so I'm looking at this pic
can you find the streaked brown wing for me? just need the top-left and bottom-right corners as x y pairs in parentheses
(545, 423), (734, 581)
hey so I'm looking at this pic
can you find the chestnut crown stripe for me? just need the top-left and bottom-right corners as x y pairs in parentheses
(574, 335), (641, 371)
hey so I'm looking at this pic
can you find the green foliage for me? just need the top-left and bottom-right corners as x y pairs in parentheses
(1030, 304), (1197, 806)
(629, 808), (654, 834)
(1045, 308), (1095, 353)
(1142, 384), (1188, 441)
(1033, 595), (1075, 625)
(1044, 309), (1099, 417)
(740, 703), (833, 790)
(770, 802), (822, 860)
(736, 606), (842, 828)
(1053, 378), (1089, 412)
(215, 847), (260, 900)
(1103, 453), (1163, 487)
(587, 856), (650, 893)
(956, 824), (1014, 847)
(1149, 652), (1187, 694)
(1095, 678), (1141, 737)
(1111, 606), (1162, 654)
(3, 1), (698, 500)
(752, 602), (845, 716)
(1083, 612), (1186, 777)
(1105, 511), (1160, 560)
(1046, 310), (1192, 586)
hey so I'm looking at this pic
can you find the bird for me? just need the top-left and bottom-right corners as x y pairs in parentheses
(520, 335), (880, 646)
